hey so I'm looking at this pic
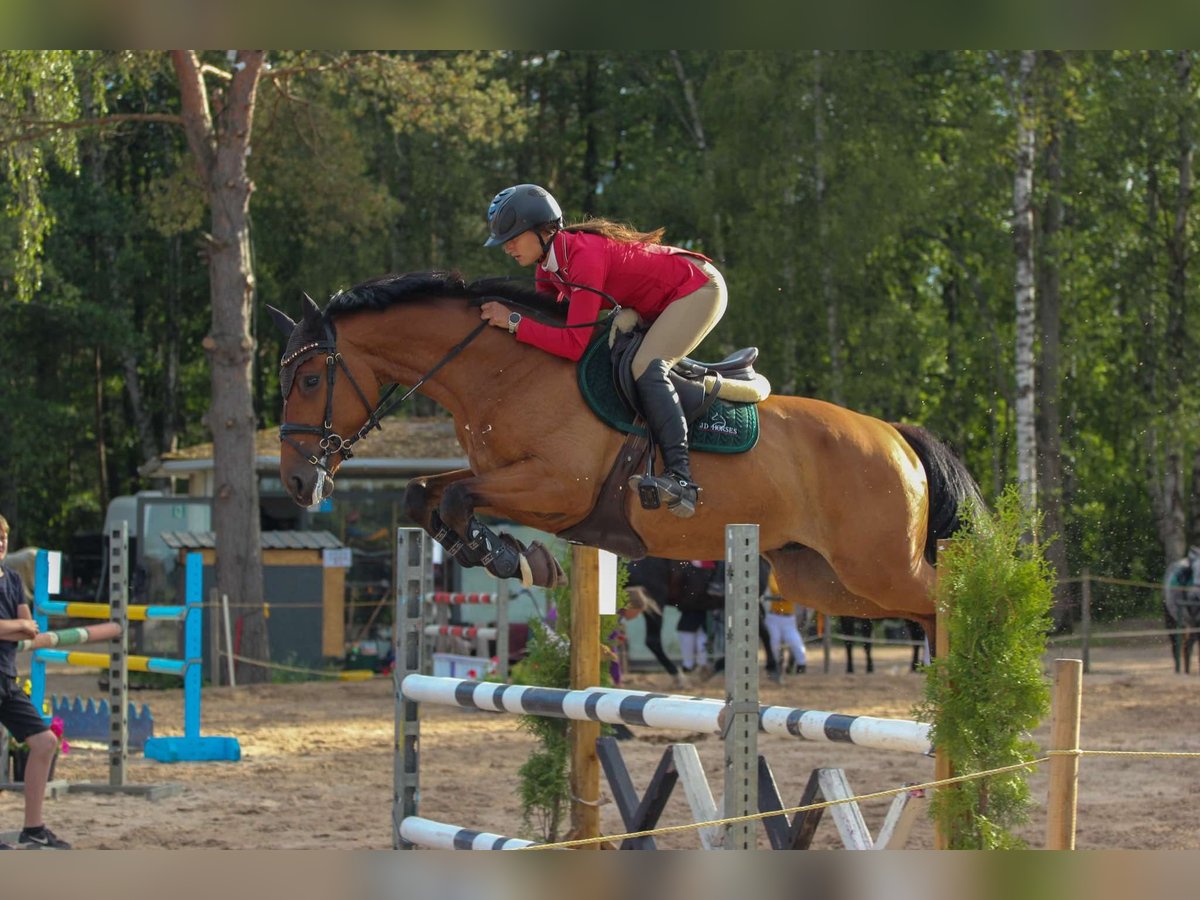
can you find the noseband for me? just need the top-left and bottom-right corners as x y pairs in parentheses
(278, 315), (490, 480)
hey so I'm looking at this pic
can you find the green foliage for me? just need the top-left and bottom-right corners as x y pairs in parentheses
(2, 48), (1200, 614)
(916, 487), (1055, 849)
(506, 551), (626, 842)
(509, 616), (571, 841)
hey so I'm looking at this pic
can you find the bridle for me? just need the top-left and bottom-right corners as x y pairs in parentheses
(278, 283), (618, 497)
(278, 315), (488, 492)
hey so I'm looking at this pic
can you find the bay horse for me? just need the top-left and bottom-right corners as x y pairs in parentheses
(268, 272), (983, 643)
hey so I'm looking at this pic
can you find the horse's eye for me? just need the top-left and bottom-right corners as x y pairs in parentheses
(303, 374), (321, 389)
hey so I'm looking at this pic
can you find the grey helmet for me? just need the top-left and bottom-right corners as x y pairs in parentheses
(484, 184), (563, 247)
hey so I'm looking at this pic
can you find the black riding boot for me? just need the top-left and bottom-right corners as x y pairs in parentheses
(629, 359), (699, 518)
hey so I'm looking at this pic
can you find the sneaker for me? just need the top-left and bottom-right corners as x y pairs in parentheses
(0, 842), (14, 850)
(18, 826), (71, 850)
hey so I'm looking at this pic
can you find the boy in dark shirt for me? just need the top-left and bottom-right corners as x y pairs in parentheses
(0, 514), (70, 849)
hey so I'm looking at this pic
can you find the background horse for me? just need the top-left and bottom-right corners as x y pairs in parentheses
(1164, 553), (1200, 674)
(625, 556), (778, 684)
(269, 273), (983, 641)
(4, 547), (39, 601)
(838, 617), (926, 673)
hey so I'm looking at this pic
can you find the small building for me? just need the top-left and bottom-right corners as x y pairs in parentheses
(161, 530), (347, 677)
(140, 416), (561, 665)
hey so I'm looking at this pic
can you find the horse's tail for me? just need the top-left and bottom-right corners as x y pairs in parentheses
(891, 423), (985, 566)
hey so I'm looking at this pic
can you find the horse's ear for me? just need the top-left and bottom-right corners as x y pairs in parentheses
(265, 305), (296, 338)
(301, 292), (322, 325)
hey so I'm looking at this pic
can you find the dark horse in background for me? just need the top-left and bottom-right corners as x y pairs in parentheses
(625, 556), (776, 684)
(837, 617), (927, 673)
(269, 273), (983, 646)
(1164, 551), (1200, 674)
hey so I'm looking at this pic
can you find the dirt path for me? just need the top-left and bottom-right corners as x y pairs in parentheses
(5, 641), (1196, 849)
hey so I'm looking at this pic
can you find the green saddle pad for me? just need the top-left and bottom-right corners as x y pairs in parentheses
(576, 331), (759, 454)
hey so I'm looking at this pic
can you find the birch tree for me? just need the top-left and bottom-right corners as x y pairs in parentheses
(1011, 51), (1039, 514)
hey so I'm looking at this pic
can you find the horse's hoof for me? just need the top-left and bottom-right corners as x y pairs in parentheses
(522, 540), (568, 589)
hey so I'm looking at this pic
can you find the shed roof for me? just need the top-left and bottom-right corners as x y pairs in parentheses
(160, 530), (344, 550)
(162, 416), (465, 462)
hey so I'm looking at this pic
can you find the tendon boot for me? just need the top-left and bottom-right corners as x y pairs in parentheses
(627, 359), (700, 518)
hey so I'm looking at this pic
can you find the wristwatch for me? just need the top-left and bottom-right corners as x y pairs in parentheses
(507, 311), (522, 334)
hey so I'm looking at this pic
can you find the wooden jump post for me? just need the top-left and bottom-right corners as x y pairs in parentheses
(1046, 657), (1082, 850)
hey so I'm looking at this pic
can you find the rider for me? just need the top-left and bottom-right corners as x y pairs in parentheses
(478, 183), (728, 518)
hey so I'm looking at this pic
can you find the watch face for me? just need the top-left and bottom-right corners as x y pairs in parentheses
(508, 312), (521, 325)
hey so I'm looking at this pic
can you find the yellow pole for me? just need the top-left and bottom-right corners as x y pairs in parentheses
(1045, 658), (1082, 850)
(568, 545), (601, 848)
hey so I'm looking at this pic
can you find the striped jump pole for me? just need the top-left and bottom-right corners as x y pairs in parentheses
(398, 817), (541, 850)
(30, 529), (240, 779)
(422, 586), (509, 680)
(400, 675), (932, 756)
(422, 625), (498, 640)
(16, 622), (122, 652)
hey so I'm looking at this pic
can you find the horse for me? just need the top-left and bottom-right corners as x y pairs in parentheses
(624, 556), (777, 684)
(837, 617), (926, 673)
(1164, 552), (1200, 674)
(268, 272), (983, 643)
(4, 547), (39, 601)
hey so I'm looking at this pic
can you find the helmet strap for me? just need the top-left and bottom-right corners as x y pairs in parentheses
(536, 227), (558, 264)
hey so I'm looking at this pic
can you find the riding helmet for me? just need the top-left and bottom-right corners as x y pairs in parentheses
(484, 184), (563, 247)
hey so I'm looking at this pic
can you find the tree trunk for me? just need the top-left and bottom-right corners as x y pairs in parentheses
(172, 50), (269, 684)
(1151, 51), (1194, 564)
(93, 346), (109, 511)
(669, 51), (726, 263)
(813, 50), (843, 406)
(1012, 50), (1038, 513)
(1035, 51), (1072, 629)
(580, 54), (600, 218)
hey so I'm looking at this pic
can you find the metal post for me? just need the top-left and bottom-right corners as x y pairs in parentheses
(723, 524), (759, 850)
(108, 522), (130, 788)
(393, 528), (431, 849)
(496, 578), (510, 682)
(182, 553), (202, 741)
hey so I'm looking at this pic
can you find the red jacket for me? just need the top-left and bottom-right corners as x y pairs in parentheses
(516, 230), (712, 361)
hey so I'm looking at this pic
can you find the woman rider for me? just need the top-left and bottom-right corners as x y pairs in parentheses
(479, 184), (728, 519)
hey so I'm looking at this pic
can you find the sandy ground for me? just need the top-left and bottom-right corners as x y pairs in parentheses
(4, 639), (1198, 850)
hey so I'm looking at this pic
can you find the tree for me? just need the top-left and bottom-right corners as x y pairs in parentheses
(171, 50), (270, 681)
(1011, 50), (1039, 514)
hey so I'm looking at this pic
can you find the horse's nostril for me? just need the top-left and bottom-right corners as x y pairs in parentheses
(289, 475), (306, 500)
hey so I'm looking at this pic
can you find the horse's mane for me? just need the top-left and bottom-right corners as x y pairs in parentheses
(323, 271), (567, 323)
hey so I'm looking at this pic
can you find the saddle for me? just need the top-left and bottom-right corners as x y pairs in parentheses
(577, 316), (770, 455)
(559, 319), (772, 558)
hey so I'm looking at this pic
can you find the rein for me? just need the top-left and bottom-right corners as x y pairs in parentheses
(278, 317), (488, 479)
(278, 281), (619, 490)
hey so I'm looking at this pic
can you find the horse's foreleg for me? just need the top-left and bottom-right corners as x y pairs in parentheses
(403, 470), (494, 569)
(440, 477), (567, 589)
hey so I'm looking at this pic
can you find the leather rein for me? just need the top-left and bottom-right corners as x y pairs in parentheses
(278, 316), (489, 482)
(278, 283), (618, 489)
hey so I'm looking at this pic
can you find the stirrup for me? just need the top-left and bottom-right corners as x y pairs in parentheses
(628, 472), (699, 518)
